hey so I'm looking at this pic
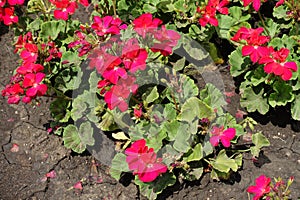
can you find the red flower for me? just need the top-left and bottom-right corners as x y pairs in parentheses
(231, 27), (264, 42)
(122, 38), (148, 73)
(104, 76), (138, 111)
(134, 105), (142, 118)
(78, 0), (88, 6)
(17, 63), (44, 75)
(259, 47), (298, 80)
(209, 126), (236, 147)
(14, 32), (33, 53)
(51, 0), (78, 20)
(232, 27), (270, 63)
(2, 83), (24, 104)
(247, 175), (271, 200)
(0, 0), (6, 7)
(7, 0), (24, 5)
(208, 0), (229, 15)
(198, 5), (218, 27)
(151, 25), (181, 56)
(22, 73), (48, 97)
(91, 16), (127, 36)
(2, 7), (18, 25)
(20, 43), (39, 64)
(243, 0), (262, 11)
(133, 13), (163, 38)
(125, 139), (167, 182)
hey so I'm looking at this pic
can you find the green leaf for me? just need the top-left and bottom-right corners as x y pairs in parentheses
(252, 132), (270, 148)
(211, 150), (238, 173)
(264, 18), (280, 38)
(229, 46), (250, 77)
(250, 132), (270, 157)
(183, 143), (203, 162)
(273, 5), (290, 20)
(217, 14), (234, 39)
(164, 120), (180, 141)
(143, 4), (156, 13)
(240, 87), (269, 115)
(268, 81), (294, 107)
(178, 97), (215, 122)
(78, 121), (94, 146)
(63, 125), (86, 153)
(145, 86), (159, 104)
(110, 153), (129, 180)
(61, 51), (80, 64)
(163, 103), (176, 121)
(182, 37), (210, 61)
(161, 144), (182, 166)
(71, 97), (87, 121)
(173, 57), (186, 71)
(39, 21), (65, 41)
(291, 94), (300, 120)
(200, 83), (227, 113)
(173, 123), (191, 152)
(181, 74), (199, 102)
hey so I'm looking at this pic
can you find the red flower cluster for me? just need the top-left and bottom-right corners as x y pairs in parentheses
(50, 0), (89, 20)
(2, 32), (62, 104)
(133, 13), (181, 56)
(209, 126), (236, 147)
(125, 139), (168, 182)
(93, 39), (146, 111)
(247, 175), (271, 200)
(197, 0), (229, 27)
(259, 47), (298, 80)
(231, 27), (298, 80)
(0, 0), (24, 25)
(68, 14), (180, 111)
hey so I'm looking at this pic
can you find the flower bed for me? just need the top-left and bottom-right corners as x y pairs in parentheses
(1, 0), (299, 199)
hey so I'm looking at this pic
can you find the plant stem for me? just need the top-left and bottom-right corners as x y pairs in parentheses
(258, 11), (270, 36)
(112, 0), (117, 17)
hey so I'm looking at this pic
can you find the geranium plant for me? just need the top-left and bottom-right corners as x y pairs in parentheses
(1, 0), (297, 199)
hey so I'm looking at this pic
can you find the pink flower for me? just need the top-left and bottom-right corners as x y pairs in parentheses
(243, 0), (262, 11)
(133, 13), (163, 38)
(209, 126), (236, 147)
(10, 143), (19, 152)
(247, 175), (271, 200)
(73, 181), (83, 190)
(46, 170), (57, 179)
(125, 139), (168, 182)
(275, 0), (284, 7)
(91, 16), (127, 36)
(22, 73), (48, 97)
